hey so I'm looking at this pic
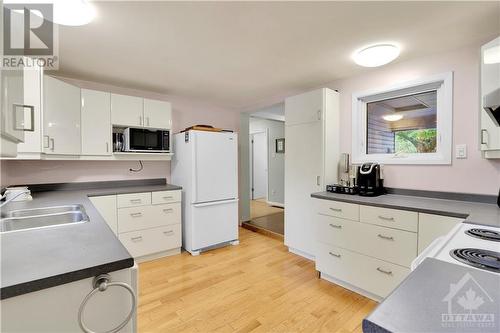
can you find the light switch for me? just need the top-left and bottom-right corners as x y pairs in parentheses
(456, 144), (467, 159)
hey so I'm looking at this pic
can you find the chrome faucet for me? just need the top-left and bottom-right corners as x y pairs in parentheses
(0, 190), (30, 208)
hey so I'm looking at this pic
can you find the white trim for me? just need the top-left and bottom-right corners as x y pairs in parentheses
(288, 247), (315, 261)
(266, 200), (284, 208)
(320, 272), (383, 302)
(352, 72), (453, 165)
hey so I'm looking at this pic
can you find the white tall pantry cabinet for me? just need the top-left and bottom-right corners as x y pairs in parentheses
(284, 88), (340, 258)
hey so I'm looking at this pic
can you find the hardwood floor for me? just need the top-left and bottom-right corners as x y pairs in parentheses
(138, 228), (377, 333)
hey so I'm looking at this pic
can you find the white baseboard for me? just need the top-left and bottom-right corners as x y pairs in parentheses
(135, 248), (181, 263)
(266, 201), (284, 208)
(320, 272), (383, 302)
(288, 247), (315, 261)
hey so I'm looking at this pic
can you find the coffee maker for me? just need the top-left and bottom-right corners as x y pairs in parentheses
(357, 162), (384, 196)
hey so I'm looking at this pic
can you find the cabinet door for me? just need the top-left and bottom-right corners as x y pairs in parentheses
(143, 99), (171, 129)
(18, 65), (43, 153)
(111, 94), (143, 127)
(1, 69), (25, 143)
(418, 213), (462, 254)
(43, 76), (81, 155)
(284, 121), (323, 257)
(81, 89), (111, 155)
(480, 37), (500, 151)
(285, 88), (324, 126)
(90, 195), (118, 235)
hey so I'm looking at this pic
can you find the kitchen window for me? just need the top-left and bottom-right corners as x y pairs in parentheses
(352, 72), (453, 164)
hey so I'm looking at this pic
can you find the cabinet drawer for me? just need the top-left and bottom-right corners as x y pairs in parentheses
(317, 215), (417, 267)
(152, 190), (181, 205)
(316, 200), (359, 221)
(316, 242), (410, 299)
(360, 206), (417, 232)
(117, 192), (151, 208)
(119, 224), (181, 258)
(118, 203), (181, 233)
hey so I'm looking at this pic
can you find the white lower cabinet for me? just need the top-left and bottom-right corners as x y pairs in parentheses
(91, 190), (182, 261)
(314, 199), (459, 301)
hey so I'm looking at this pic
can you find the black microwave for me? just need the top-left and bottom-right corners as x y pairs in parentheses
(123, 127), (170, 152)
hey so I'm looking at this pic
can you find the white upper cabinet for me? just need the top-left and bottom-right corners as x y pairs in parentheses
(81, 89), (111, 155)
(43, 76), (81, 155)
(143, 98), (171, 129)
(1, 69), (25, 143)
(111, 94), (143, 127)
(480, 36), (500, 154)
(285, 89), (324, 126)
(18, 65), (43, 154)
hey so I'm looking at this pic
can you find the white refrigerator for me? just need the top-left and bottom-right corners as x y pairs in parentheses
(171, 130), (239, 255)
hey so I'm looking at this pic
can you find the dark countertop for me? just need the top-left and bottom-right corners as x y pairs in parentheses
(363, 258), (500, 333)
(0, 181), (182, 299)
(311, 192), (500, 227)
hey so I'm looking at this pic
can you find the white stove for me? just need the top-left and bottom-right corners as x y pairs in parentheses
(412, 222), (500, 275)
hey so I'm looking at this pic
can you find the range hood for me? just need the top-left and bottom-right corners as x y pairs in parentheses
(484, 88), (500, 126)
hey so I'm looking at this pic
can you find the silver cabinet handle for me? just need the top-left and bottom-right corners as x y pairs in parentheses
(378, 234), (394, 241)
(147, 117), (150, 126)
(43, 135), (50, 148)
(317, 109), (321, 120)
(130, 212), (142, 217)
(106, 142), (109, 153)
(376, 267), (393, 275)
(163, 196), (173, 200)
(139, 116), (143, 126)
(131, 236), (143, 241)
(328, 251), (341, 258)
(163, 230), (174, 235)
(316, 176), (320, 186)
(130, 199), (142, 203)
(481, 129), (488, 145)
(329, 207), (342, 212)
(329, 223), (342, 229)
(50, 138), (55, 151)
(378, 215), (394, 221)
(163, 208), (173, 213)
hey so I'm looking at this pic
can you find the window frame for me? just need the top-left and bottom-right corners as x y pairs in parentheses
(352, 72), (453, 165)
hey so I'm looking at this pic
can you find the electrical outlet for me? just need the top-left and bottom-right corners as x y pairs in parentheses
(456, 144), (467, 159)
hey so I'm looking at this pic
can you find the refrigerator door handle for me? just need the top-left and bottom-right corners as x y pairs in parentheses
(193, 198), (239, 208)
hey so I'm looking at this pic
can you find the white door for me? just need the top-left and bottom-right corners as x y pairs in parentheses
(111, 93), (143, 127)
(251, 132), (268, 200)
(1, 69), (25, 143)
(143, 99), (171, 129)
(284, 121), (323, 256)
(18, 65), (43, 153)
(81, 89), (111, 155)
(43, 76), (81, 155)
(285, 89), (323, 126)
(193, 131), (238, 203)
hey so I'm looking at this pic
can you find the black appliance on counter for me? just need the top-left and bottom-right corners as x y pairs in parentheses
(357, 162), (384, 196)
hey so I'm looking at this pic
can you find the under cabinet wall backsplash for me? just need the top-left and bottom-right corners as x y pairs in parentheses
(3, 160), (170, 186)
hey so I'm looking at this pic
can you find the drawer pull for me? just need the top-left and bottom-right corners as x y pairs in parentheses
(163, 230), (174, 235)
(378, 215), (395, 221)
(376, 267), (393, 275)
(328, 251), (341, 258)
(130, 199), (142, 203)
(163, 208), (174, 213)
(130, 212), (143, 217)
(163, 196), (174, 200)
(328, 223), (342, 229)
(131, 236), (143, 242)
(329, 208), (342, 212)
(377, 234), (394, 241)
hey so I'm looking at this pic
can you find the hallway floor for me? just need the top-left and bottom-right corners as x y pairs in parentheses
(244, 199), (284, 236)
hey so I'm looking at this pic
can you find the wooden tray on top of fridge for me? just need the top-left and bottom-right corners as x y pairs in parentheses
(182, 125), (223, 132)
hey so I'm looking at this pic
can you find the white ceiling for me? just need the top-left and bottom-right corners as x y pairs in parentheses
(53, 1), (499, 110)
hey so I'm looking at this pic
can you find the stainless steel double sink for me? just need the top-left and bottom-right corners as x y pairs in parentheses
(0, 204), (90, 233)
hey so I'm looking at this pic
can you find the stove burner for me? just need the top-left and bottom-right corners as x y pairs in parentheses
(450, 248), (500, 273)
(465, 228), (500, 242)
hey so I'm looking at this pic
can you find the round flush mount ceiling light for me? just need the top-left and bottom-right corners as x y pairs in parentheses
(6, 0), (97, 26)
(382, 114), (403, 122)
(353, 43), (400, 67)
